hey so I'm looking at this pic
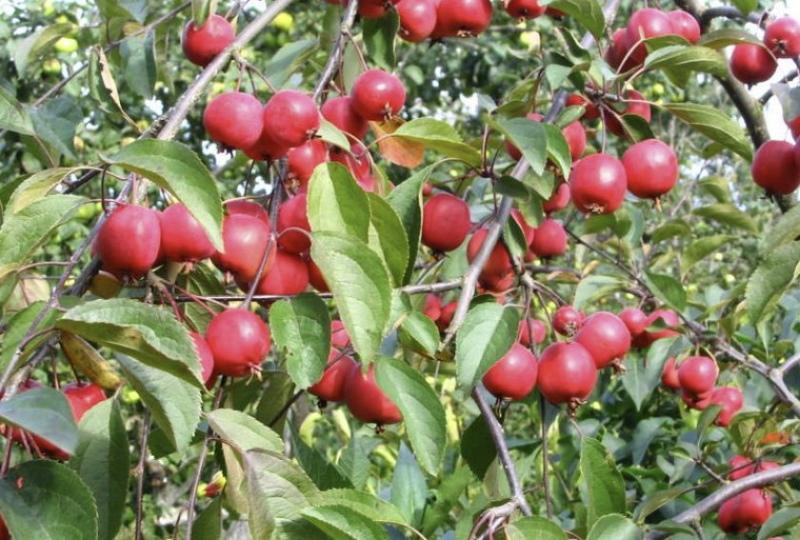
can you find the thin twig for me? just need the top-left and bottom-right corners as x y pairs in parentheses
(134, 413), (151, 540)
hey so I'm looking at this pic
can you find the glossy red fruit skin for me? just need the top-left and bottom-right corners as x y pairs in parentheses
(351, 70), (406, 122)
(330, 143), (372, 183)
(344, 365), (403, 425)
(423, 294), (442, 322)
(764, 17), (800, 58)
(718, 489), (773, 534)
(96, 205), (161, 278)
(212, 214), (272, 282)
(752, 140), (800, 195)
(437, 302), (457, 332)
(0, 515), (8, 540)
(321, 97), (369, 140)
(538, 342), (598, 405)
(244, 128), (290, 161)
(661, 357), (681, 390)
(730, 44), (777, 85)
(262, 91), (320, 148)
(308, 351), (358, 403)
(569, 153), (628, 214)
(159, 204), (215, 263)
(287, 140), (328, 187)
(606, 28), (631, 71)
(626, 8), (674, 59)
(204, 92), (263, 150)
(562, 121), (587, 160)
(331, 320), (351, 350)
(622, 139), (679, 199)
(225, 199), (269, 224)
(482, 343), (538, 401)
(575, 312), (632, 369)
(710, 386), (744, 427)
(543, 183), (571, 214)
(307, 257), (329, 292)
(254, 250), (310, 295)
(191, 332), (215, 383)
(435, 0), (493, 37)
(619, 307), (648, 339)
(422, 193), (471, 252)
(505, 0), (545, 19)
(206, 309), (271, 377)
(677, 356), (718, 395)
(397, 0), (437, 42)
(277, 194), (311, 254)
(667, 10), (700, 43)
(553, 305), (583, 336)
(789, 116), (800, 140)
(728, 456), (779, 481)
(467, 228), (513, 279)
(681, 388), (713, 409)
(182, 14), (235, 67)
(530, 219), (567, 258)
(518, 318), (546, 346)
(63, 382), (107, 421)
(637, 309), (680, 347)
(604, 90), (651, 137)
(566, 93), (599, 121)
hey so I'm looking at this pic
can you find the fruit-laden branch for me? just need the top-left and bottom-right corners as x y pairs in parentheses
(759, 69), (799, 104)
(646, 462), (800, 539)
(313, 0), (360, 101)
(0, 0), (297, 398)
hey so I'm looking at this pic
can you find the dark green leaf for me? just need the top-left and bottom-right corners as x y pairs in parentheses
(69, 399), (129, 540)
(386, 165), (431, 283)
(663, 103), (752, 161)
(313, 489), (407, 525)
(699, 28), (761, 49)
(461, 414), (496, 478)
(0, 85), (34, 135)
(106, 140), (224, 249)
(681, 235), (734, 274)
(367, 193), (410, 287)
(30, 95), (82, 159)
(307, 162), (370, 242)
(644, 271), (686, 311)
(650, 219), (691, 244)
(745, 242), (800, 324)
(398, 311), (440, 357)
(390, 442), (428, 525)
(645, 45), (727, 80)
(693, 203), (758, 233)
(302, 505), (390, 540)
(13, 23), (75, 73)
(495, 116), (548, 175)
(120, 31), (156, 99)
(290, 425), (353, 490)
(376, 357), (446, 474)
(543, 124), (572, 178)
(0, 387), (77, 455)
(586, 514), (641, 540)
(757, 505), (800, 540)
(192, 497), (222, 540)
(621, 338), (676, 410)
(580, 437), (626, 529)
(262, 39), (319, 89)
(544, 0), (605, 39)
(761, 203), (800, 255)
(269, 293), (331, 389)
(507, 516), (567, 540)
(362, 11), (398, 70)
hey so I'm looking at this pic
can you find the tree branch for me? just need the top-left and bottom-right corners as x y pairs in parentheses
(312, 0), (359, 101)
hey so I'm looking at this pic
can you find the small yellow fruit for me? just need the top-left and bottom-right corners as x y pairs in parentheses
(73, 135), (85, 152)
(120, 136), (136, 147)
(272, 12), (294, 32)
(519, 31), (540, 51)
(42, 58), (61, 74)
(724, 274), (735, 285)
(54, 37), (78, 53)
(43, 0), (55, 16)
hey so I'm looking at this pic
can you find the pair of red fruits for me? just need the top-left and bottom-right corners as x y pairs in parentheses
(717, 456), (778, 533)
(730, 16), (800, 86)
(661, 355), (743, 426)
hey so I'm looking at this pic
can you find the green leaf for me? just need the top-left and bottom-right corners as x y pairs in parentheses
(375, 357), (446, 474)
(106, 139), (224, 249)
(193, 497), (222, 540)
(7, 167), (81, 213)
(318, 117), (350, 151)
(681, 235), (734, 274)
(650, 219), (691, 244)
(391, 442), (428, 524)
(191, 0), (217, 25)
(69, 399), (129, 540)
(495, 116), (548, 175)
(261, 39), (318, 89)
(543, 123), (572, 178)
(644, 271), (686, 311)
(455, 303), (520, 387)
(398, 310), (440, 357)
(757, 505), (800, 540)
(0, 460), (97, 540)
(313, 489), (407, 525)
(460, 414), (496, 479)
(13, 23), (75, 73)
(635, 486), (691, 522)
(621, 338), (676, 410)
(0, 301), (59, 373)
(0, 387), (78, 455)
(57, 298), (203, 386)
(255, 372), (295, 433)
(692, 203), (758, 233)
(580, 437), (626, 530)
(303, 505), (390, 540)
(206, 408), (283, 453)
(367, 194), (410, 287)
(244, 449), (320, 539)
(392, 118), (481, 166)
(573, 275), (624, 310)
(120, 31), (156, 99)
(116, 354), (201, 453)
(310, 232), (392, 363)
(507, 516), (567, 540)
(362, 11), (399, 70)
(544, 0), (605, 39)
(307, 162), (370, 242)
(586, 514), (641, 540)
(290, 425), (353, 490)
(699, 28), (761, 49)
(268, 293), (331, 389)
(645, 45), (727, 82)
(731, 0), (757, 16)
(96, 0), (148, 23)
(663, 102), (752, 161)
(386, 165), (432, 283)
(745, 242), (800, 324)
(761, 203), (800, 255)
(0, 85), (34, 135)
(30, 95), (82, 159)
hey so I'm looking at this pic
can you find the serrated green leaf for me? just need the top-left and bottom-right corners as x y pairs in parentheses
(302, 505), (390, 540)
(693, 203), (757, 233)
(455, 303), (520, 387)
(663, 102), (752, 160)
(581, 437), (626, 529)
(544, 0), (605, 39)
(367, 193), (410, 287)
(495, 116), (548, 175)
(386, 165), (431, 283)
(207, 408), (283, 453)
(745, 242), (800, 324)
(0, 85), (34, 135)
(120, 31), (156, 99)
(644, 271), (686, 311)
(681, 235), (734, 273)
(507, 516), (567, 540)
(7, 167), (81, 213)
(761, 203), (800, 255)
(699, 28), (761, 49)
(0, 387), (78, 455)
(362, 11), (398, 70)
(376, 357), (446, 474)
(586, 514), (641, 540)
(308, 162), (370, 241)
(392, 118), (481, 166)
